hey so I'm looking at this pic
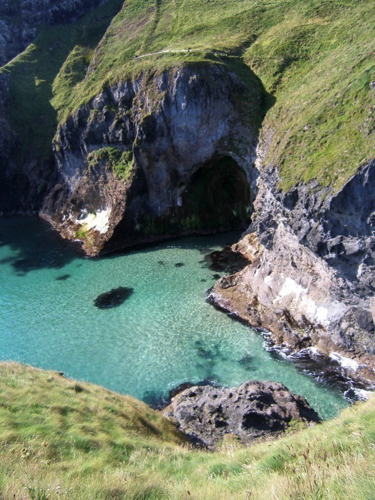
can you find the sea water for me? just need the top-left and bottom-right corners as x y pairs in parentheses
(0, 217), (348, 419)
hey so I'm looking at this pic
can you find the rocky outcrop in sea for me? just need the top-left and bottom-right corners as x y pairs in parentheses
(41, 63), (263, 254)
(207, 160), (375, 391)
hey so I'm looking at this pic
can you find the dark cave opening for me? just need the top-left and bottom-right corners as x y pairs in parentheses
(103, 155), (252, 253)
(177, 156), (251, 232)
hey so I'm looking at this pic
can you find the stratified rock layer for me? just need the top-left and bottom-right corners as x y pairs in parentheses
(208, 160), (375, 389)
(163, 381), (320, 448)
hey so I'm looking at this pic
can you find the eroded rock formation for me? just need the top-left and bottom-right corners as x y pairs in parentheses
(163, 381), (320, 448)
(0, 0), (373, 395)
(42, 64), (262, 254)
(208, 159), (375, 390)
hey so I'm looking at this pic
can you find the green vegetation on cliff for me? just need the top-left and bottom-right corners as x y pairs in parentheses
(0, 363), (374, 500)
(0, 0), (123, 162)
(87, 147), (134, 181)
(52, 0), (375, 191)
(1, 0), (374, 189)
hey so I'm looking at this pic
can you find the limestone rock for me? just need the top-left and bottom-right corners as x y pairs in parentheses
(208, 163), (375, 390)
(42, 64), (262, 255)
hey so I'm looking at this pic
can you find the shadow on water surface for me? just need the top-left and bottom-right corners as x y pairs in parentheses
(0, 216), (79, 275)
(0, 217), (242, 278)
(102, 231), (243, 266)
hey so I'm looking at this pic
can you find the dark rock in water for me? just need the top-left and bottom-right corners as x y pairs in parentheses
(205, 246), (250, 274)
(158, 260), (165, 266)
(94, 287), (134, 309)
(163, 381), (320, 448)
(56, 274), (71, 281)
(238, 354), (253, 371)
(200, 279), (207, 282)
(175, 262), (185, 267)
(212, 274), (221, 279)
(152, 378), (220, 410)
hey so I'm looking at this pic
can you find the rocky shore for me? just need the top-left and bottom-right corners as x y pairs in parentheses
(163, 381), (320, 448)
(0, 0), (373, 401)
(206, 167), (375, 392)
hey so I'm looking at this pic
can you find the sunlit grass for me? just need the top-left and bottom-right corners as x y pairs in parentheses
(0, 0), (374, 190)
(0, 363), (374, 499)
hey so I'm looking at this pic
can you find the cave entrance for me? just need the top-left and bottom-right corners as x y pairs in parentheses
(178, 156), (251, 232)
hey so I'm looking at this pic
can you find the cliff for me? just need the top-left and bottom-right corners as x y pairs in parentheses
(42, 62), (263, 254)
(0, 0), (374, 389)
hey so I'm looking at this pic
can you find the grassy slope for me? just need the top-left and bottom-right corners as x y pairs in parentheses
(0, 0), (123, 163)
(53, 0), (374, 191)
(0, 363), (374, 500)
(245, 0), (375, 190)
(1, 0), (373, 190)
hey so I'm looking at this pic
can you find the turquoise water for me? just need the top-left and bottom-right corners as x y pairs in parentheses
(0, 217), (348, 419)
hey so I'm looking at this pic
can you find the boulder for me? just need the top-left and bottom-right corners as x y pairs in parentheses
(163, 381), (319, 448)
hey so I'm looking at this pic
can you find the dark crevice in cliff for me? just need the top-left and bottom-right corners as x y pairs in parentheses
(179, 156), (251, 232)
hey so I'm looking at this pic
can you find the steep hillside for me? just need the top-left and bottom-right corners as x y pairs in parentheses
(0, 0), (123, 211)
(1, 0), (373, 212)
(0, 363), (374, 500)
(51, 0), (375, 190)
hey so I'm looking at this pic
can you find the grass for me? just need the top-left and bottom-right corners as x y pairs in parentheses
(244, 0), (375, 190)
(50, 0), (374, 191)
(87, 147), (134, 181)
(0, 0), (123, 163)
(1, 0), (374, 191)
(0, 362), (374, 499)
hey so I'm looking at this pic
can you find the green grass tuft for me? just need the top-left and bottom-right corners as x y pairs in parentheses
(87, 147), (134, 181)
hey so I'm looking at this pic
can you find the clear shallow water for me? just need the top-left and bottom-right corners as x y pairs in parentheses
(0, 217), (348, 419)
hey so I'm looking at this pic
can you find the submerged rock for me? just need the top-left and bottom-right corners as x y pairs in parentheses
(205, 245), (251, 274)
(163, 381), (319, 448)
(56, 274), (71, 281)
(94, 287), (134, 309)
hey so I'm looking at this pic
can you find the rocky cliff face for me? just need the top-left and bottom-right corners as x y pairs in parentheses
(209, 143), (375, 390)
(28, 54), (375, 391)
(42, 64), (262, 254)
(0, 0), (373, 396)
(0, 0), (107, 66)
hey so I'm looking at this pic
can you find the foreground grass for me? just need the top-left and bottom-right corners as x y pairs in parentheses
(0, 363), (374, 499)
